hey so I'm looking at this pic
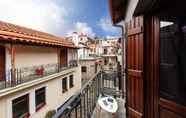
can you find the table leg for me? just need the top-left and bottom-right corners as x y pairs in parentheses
(112, 113), (116, 118)
(97, 106), (101, 118)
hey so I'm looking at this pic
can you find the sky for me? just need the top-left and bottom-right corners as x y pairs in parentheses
(0, 0), (121, 38)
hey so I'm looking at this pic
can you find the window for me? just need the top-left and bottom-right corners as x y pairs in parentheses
(104, 58), (108, 65)
(95, 64), (98, 73)
(62, 77), (68, 93)
(111, 49), (114, 53)
(160, 17), (186, 106)
(104, 48), (107, 54)
(12, 94), (29, 118)
(81, 66), (87, 72)
(35, 87), (46, 111)
(69, 75), (74, 88)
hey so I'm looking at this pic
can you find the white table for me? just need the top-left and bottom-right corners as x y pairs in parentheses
(97, 95), (118, 118)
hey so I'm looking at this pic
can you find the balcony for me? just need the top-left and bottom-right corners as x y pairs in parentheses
(0, 60), (78, 90)
(53, 70), (126, 118)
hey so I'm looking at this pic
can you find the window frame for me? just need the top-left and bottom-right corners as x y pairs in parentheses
(81, 66), (87, 73)
(69, 75), (74, 88)
(62, 77), (68, 93)
(12, 94), (30, 118)
(104, 58), (108, 65)
(35, 87), (46, 112)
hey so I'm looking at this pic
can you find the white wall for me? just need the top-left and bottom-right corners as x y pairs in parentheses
(124, 0), (139, 22)
(15, 45), (58, 68)
(79, 58), (103, 83)
(71, 33), (79, 46)
(80, 60), (96, 81)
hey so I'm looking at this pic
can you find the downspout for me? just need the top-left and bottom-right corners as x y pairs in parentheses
(113, 24), (125, 98)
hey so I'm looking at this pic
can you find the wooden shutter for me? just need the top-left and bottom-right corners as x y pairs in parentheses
(126, 16), (144, 118)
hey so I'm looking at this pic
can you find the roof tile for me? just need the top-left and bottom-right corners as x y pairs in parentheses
(0, 21), (77, 48)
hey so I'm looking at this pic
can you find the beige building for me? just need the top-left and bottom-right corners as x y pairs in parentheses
(79, 57), (103, 85)
(0, 21), (81, 118)
(67, 32), (94, 59)
(101, 38), (121, 71)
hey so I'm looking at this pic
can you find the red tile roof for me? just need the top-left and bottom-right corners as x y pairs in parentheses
(0, 21), (78, 48)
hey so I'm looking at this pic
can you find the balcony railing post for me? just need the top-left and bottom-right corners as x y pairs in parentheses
(101, 71), (104, 89)
(75, 106), (77, 118)
(89, 85), (92, 114)
(16, 68), (19, 84)
(96, 76), (99, 97)
(80, 97), (82, 118)
(83, 93), (86, 118)
(19, 69), (21, 84)
(4, 72), (6, 88)
(86, 87), (89, 117)
(94, 80), (97, 106)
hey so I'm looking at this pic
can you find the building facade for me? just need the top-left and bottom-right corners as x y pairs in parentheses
(101, 38), (121, 71)
(0, 21), (81, 118)
(109, 0), (186, 118)
(67, 32), (93, 59)
(79, 57), (103, 85)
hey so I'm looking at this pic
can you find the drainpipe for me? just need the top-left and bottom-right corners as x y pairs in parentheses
(113, 23), (125, 98)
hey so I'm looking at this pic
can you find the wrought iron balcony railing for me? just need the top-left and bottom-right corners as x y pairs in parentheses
(0, 61), (78, 90)
(53, 70), (124, 118)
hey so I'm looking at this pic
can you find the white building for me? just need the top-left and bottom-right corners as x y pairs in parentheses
(68, 32), (94, 59)
(0, 21), (81, 118)
(79, 57), (103, 85)
(100, 37), (121, 71)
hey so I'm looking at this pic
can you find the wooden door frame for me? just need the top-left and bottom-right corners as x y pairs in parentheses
(125, 15), (160, 118)
(126, 16), (145, 118)
(144, 15), (160, 118)
(144, 15), (186, 118)
(0, 45), (6, 81)
(59, 47), (68, 67)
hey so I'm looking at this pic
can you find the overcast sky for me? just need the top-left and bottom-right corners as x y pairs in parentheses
(0, 0), (121, 38)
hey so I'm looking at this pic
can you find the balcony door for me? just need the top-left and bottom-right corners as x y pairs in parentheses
(145, 16), (186, 118)
(60, 48), (68, 67)
(0, 45), (5, 81)
(126, 16), (144, 118)
(158, 17), (186, 118)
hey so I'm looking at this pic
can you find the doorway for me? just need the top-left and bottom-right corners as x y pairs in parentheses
(60, 48), (68, 67)
(158, 17), (186, 118)
(0, 45), (5, 81)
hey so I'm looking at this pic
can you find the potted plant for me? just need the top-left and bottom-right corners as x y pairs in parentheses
(45, 110), (56, 118)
